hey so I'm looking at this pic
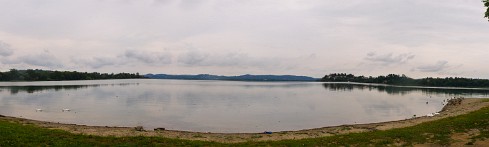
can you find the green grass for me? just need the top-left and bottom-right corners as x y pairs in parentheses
(0, 121), (223, 146)
(2, 106), (489, 146)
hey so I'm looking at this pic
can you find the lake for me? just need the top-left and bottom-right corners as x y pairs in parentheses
(1, 79), (489, 133)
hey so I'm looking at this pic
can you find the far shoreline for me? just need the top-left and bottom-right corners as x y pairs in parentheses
(1, 98), (487, 143)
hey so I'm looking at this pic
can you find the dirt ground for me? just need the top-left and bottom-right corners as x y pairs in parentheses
(1, 98), (489, 144)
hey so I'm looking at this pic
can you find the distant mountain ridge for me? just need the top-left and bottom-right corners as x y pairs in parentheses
(144, 74), (318, 81)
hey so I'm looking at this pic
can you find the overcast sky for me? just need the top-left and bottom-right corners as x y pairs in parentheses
(1, 0), (488, 78)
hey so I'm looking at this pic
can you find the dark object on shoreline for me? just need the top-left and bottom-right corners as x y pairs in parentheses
(447, 97), (463, 106)
(264, 131), (273, 134)
(441, 97), (464, 112)
(135, 126), (144, 131)
(154, 128), (166, 131)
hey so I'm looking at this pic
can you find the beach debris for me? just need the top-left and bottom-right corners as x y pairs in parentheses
(426, 102), (428, 104)
(154, 128), (166, 131)
(447, 98), (463, 106)
(426, 112), (440, 117)
(135, 126), (144, 131)
(263, 131), (273, 134)
(62, 109), (71, 112)
(441, 97), (464, 112)
(36, 109), (43, 112)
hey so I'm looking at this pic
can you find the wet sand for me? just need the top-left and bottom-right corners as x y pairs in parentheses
(1, 98), (488, 143)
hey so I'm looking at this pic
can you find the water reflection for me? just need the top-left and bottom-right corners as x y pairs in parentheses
(0, 85), (96, 94)
(0, 83), (139, 94)
(322, 83), (489, 97)
(1, 79), (488, 133)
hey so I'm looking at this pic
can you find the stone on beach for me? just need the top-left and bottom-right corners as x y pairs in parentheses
(154, 128), (166, 131)
(135, 126), (144, 131)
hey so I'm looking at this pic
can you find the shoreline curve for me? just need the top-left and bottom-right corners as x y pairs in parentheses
(1, 98), (488, 143)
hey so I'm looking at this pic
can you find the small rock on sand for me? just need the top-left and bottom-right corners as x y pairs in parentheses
(135, 126), (144, 131)
(154, 128), (166, 131)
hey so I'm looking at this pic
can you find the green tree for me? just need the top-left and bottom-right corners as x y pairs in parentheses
(0, 69), (144, 81)
(485, 0), (489, 21)
(7, 69), (22, 81)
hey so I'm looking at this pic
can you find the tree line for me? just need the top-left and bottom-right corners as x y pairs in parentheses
(0, 69), (144, 81)
(485, 0), (489, 21)
(320, 73), (489, 88)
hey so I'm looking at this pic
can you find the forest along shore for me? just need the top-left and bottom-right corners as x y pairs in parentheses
(0, 98), (487, 143)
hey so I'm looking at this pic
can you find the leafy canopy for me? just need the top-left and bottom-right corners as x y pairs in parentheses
(485, 0), (489, 21)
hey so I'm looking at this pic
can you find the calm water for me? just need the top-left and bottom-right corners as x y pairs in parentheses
(1, 79), (489, 133)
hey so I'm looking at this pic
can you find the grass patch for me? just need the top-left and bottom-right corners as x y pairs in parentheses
(192, 134), (205, 138)
(340, 126), (352, 131)
(250, 135), (263, 139)
(0, 121), (223, 146)
(2, 104), (489, 146)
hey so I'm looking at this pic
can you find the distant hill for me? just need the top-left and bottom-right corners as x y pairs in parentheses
(144, 74), (318, 82)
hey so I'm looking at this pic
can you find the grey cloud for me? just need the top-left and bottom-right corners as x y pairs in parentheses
(73, 50), (172, 68)
(72, 57), (120, 69)
(124, 50), (171, 65)
(0, 41), (14, 57)
(20, 52), (63, 68)
(2, 50), (64, 68)
(365, 52), (415, 65)
(178, 0), (204, 9)
(177, 51), (209, 66)
(311, 1), (484, 47)
(177, 49), (281, 69)
(414, 61), (449, 72)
